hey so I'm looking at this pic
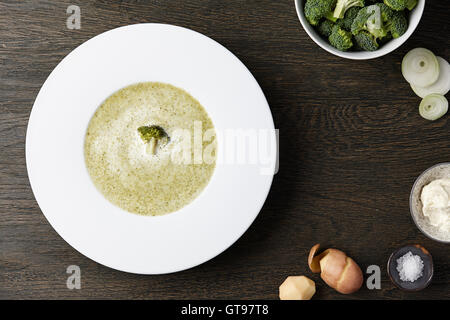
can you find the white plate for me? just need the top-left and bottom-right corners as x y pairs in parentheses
(26, 24), (276, 274)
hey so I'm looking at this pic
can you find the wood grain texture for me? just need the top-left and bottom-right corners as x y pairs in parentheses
(0, 0), (449, 300)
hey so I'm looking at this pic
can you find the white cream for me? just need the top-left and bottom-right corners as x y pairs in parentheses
(421, 178), (450, 232)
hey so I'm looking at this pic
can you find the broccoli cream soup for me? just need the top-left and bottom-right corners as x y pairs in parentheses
(84, 82), (217, 216)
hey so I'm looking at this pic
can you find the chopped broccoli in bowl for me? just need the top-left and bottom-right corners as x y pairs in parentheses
(304, 0), (417, 52)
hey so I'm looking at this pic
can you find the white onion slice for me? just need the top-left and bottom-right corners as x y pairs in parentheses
(419, 94), (448, 121)
(411, 57), (450, 98)
(402, 48), (440, 87)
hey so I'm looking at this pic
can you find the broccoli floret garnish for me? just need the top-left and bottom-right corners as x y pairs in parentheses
(317, 19), (335, 37)
(333, 0), (365, 19)
(305, 0), (338, 26)
(329, 25), (353, 51)
(387, 11), (408, 38)
(341, 6), (361, 31)
(138, 125), (167, 143)
(351, 5), (388, 40)
(137, 125), (169, 155)
(354, 31), (379, 51)
(384, 0), (417, 11)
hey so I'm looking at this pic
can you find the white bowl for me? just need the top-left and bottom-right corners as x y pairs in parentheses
(294, 0), (425, 60)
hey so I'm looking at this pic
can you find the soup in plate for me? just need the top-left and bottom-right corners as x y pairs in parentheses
(84, 82), (217, 216)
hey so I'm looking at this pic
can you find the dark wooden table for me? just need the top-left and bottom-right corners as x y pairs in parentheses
(1, 0), (449, 300)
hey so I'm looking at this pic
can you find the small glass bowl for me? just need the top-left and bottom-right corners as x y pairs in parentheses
(410, 163), (450, 244)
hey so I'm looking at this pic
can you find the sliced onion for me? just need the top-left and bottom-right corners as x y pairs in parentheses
(402, 48), (440, 87)
(411, 57), (450, 98)
(419, 94), (448, 121)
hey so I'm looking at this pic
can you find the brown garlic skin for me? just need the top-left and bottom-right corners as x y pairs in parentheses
(308, 244), (363, 294)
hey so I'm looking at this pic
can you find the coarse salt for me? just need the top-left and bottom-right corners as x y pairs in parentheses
(396, 251), (424, 282)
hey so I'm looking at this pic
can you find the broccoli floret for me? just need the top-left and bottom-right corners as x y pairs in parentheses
(138, 125), (167, 142)
(351, 5), (388, 40)
(333, 0), (365, 19)
(341, 6), (361, 31)
(317, 19), (335, 37)
(387, 11), (408, 38)
(354, 31), (379, 51)
(137, 125), (169, 154)
(376, 2), (394, 21)
(329, 25), (353, 51)
(384, 0), (417, 11)
(304, 0), (338, 26)
(405, 0), (418, 10)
